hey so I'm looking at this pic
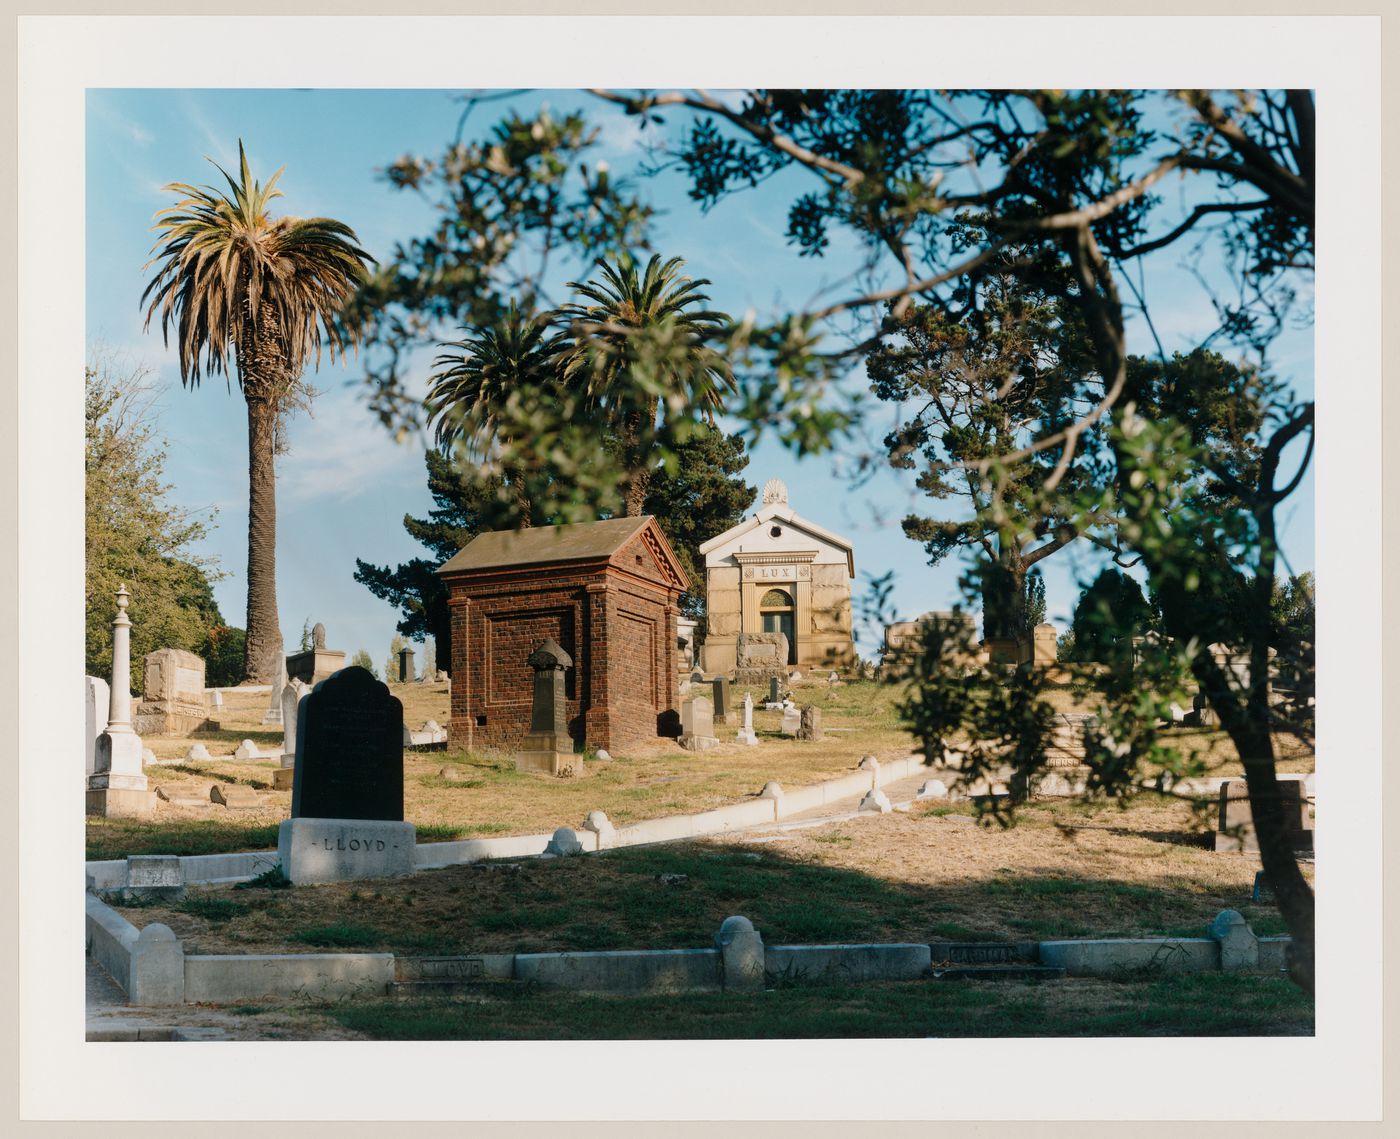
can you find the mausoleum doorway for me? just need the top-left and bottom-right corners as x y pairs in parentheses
(759, 588), (797, 664)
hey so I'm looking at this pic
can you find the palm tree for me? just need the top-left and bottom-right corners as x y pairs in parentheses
(425, 304), (564, 526)
(557, 254), (734, 516)
(142, 142), (374, 683)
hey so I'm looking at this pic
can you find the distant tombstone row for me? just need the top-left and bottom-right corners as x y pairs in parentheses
(133, 648), (210, 736)
(285, 622), (346, 686)
(679, 695), (720, 752)
(1213, 776), (1314, 854)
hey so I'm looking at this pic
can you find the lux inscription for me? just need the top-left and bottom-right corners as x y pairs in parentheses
(742, 565), (808, 582)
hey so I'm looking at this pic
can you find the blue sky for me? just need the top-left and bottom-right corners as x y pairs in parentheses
(86, 88), (1315, 665)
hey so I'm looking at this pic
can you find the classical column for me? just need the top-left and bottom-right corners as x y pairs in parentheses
(107, 583), (134, 732)
(88, 584), (155, 817)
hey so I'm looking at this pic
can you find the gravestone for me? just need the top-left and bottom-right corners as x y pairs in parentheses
(185, 743), (211, 761)
(273, 678), (311, 790)
(285, 622), (348, 686)
(233, 739), (266, 760)
(710, 676), (732, 726)
(780, 705), (801, 736)
(262, 655), (287, 725)
(133, 648), (210, 736)
(291, 667), (404, 820)
(769, 676), (781, 706)
(88, 585), (156, 818)
(398, 646), (415, 684)
(279, 666), (415, 884)
(1213, 777), (1313, 853)
(85, 676), (109, 778)
(211, 782), (260, 809)
(734, 692), (758, 746)
(516, 639), (582, 777)
(210, 688), (224, 709)
(1045, 712), (1095, 770)
(734, 632), (789, 684)
(679, 695), (720, 752)
(1031, 623), (1059, 667)
(796, 704), (823, 742)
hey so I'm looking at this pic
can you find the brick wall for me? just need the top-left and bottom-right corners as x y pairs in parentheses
(443, 528), (682, 756)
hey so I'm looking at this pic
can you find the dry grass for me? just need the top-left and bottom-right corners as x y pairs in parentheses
(95, 676), (1313, 859)
(108, 793), (1311, 957)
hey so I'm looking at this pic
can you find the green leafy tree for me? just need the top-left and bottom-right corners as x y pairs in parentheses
(1023, 568), (1047, 636)
(355, 428), (753, 665)
(141, 141), (374, 683)
(868, 263), (1106, 647)
(641, 426), (755, 617)
(355, 88), (1318, 991)
(353, 450), (503, 675)
(200, 624), (246, 690)
(341, 104), (656, 430)
(1070, 569), (1152, 662)
(556, 254), (736, 516)
(85, 355), (225, 687)
(349, 649), (376, 678)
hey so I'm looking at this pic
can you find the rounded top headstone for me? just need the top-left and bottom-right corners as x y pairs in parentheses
(1209, 909), (1248, 936)
(858, 755), (879, 770)
(594, 749), (611, 762)
(717, 915), (755, 942)
(582, 810), (613, 832)
(761, 478), (789, 505)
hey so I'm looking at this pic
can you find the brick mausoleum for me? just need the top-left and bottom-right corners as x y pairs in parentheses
(438, 515), (689, 755)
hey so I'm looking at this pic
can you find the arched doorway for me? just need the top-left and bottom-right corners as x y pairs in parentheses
(759, 588), (797, 665)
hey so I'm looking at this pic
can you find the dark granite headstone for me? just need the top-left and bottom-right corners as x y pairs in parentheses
(769, 676), (781, 705)
(398, 647), (415, 683)
(710, 676), (731, 725)
(293, 666), (404, 821)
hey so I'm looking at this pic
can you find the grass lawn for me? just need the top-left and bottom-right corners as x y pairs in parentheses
(108, 794), (1310, 956)
(89, 678), (1314, 861)
(207, 972), (1313, 1040)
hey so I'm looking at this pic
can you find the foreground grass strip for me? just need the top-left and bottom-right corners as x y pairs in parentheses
(106, 803), (1310, 957)
(326, 974), (1313, 1040)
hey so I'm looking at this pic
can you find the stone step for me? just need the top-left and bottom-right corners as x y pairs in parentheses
(931, 965), (1067, 982)
(86, 1024), (228, 1041)
(929, 941), (1040, 966)
(387, 979), (506, 999)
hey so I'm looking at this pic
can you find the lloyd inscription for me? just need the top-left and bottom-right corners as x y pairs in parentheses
(321, 835), (398, 852)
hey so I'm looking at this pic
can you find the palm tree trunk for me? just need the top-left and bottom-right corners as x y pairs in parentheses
(243, 392), (282, 683)
(621, 398), (657, 517)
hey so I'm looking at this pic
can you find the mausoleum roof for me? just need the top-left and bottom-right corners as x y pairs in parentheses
(438, 515), (689, 589)
(699, 493), (855, 577)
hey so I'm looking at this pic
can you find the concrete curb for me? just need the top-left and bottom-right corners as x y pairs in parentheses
(86, 752), (922, 886)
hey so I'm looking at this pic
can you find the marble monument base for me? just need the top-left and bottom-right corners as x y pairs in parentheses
(515, 731), (582, 778)
(278, 817), (417, 885)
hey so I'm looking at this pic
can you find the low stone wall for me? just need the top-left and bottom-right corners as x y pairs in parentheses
(88, 897), (1292, 1008)
(184, 953), (394, 1002)
(766, 943), (931, 984)
(86, 892), (138, 993)
(514, 948), (722, 993)
(1039, 937), (1220, 975)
